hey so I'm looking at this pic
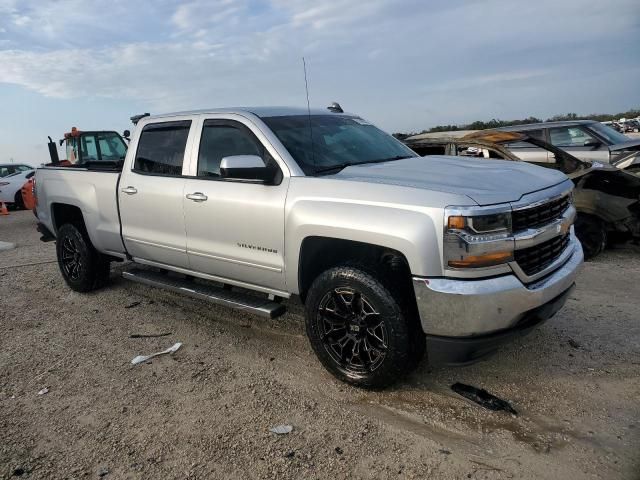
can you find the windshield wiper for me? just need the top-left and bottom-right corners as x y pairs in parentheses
(362, 155), (414, 164)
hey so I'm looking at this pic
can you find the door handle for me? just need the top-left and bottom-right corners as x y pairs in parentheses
(186, 192), (208, 202)
(121, 186), (138, 195)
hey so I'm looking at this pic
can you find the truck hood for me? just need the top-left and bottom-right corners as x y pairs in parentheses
(609, 138), (640, 152)
(334, 156), (569, 206)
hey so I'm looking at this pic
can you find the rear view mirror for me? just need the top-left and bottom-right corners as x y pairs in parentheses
(584, 139), (601, 148)
(220, 155), (269, 182)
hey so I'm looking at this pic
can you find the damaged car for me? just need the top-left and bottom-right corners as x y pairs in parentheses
(405, 130), (640, 259)
(495, 120), (640, 175)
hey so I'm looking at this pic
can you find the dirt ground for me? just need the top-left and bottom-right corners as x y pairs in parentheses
(1, 210), (639, 479)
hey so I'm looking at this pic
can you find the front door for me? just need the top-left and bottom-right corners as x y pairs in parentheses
(548, 126), (610, 163)
(119, 119), (193, 269)
(183, 117), (288, 291)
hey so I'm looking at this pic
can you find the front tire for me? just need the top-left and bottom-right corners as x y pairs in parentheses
(574, 214), (607, 260)
(56, 223), (111, 292)
(305, 266), (423, 389)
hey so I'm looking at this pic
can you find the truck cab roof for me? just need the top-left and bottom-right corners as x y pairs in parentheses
(144, 106), (354, 121)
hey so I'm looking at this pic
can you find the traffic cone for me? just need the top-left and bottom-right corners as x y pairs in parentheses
(0, 202), (9, 216)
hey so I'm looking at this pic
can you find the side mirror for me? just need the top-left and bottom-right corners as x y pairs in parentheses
(584, 139), (601, 148)
(220, 155), (269, 182)
(123, 130), (131, 139)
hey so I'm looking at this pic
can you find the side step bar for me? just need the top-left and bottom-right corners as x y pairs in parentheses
(122, 268), (286, 319)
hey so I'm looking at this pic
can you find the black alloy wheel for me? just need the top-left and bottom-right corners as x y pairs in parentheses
(60, 235), (83, 281)
(316, 287), (388, 374)
(56, 223), (111, 292)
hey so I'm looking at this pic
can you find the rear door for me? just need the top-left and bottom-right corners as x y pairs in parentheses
(182, 115), (289, 291)
(119, 118), (196, 269)
(504, 129), (549, 163)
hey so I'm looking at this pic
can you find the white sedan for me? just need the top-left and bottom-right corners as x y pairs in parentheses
(0, 169), (35, 208)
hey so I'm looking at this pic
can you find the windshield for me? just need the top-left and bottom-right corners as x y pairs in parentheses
(261, 115), (417, 175)
(589, 122), (630, 145)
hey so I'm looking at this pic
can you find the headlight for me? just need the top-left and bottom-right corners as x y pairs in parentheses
(444, 210), (514, 269)
(448, 212), (512, 235)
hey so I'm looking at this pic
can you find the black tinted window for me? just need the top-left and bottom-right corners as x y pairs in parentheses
(134, 121), (191, 175)
(409, 144), (446, 156)
(197, 121), (263, 177)
(262, 115), (416, 175)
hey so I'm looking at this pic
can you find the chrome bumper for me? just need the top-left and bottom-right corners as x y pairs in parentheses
(412, 233), (584, 337)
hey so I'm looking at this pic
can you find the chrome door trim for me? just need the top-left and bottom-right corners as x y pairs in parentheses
(188, 249), (282, 273)
(131, 257), (290, 298)
(124, 236), (186, 253)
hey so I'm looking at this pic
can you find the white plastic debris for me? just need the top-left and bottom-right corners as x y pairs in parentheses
(131, 342), (182, 365)
(269, 425), (293, 435)
(37, 388), (49, 395)
(0, 241), (16, 252)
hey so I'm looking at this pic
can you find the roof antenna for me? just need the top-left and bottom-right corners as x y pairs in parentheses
(303, 57), (315, 171)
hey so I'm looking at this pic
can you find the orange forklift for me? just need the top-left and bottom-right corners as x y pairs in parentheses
(46, 127), (129, 167)
(24, 127), (130, 216)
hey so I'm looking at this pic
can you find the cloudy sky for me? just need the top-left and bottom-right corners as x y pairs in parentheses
(1, 0), (639, 165)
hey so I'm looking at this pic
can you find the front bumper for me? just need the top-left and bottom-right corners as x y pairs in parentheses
(412, 233), (583, 360)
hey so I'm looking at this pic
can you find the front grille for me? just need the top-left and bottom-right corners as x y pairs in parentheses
(515, 234), (570, 276)
(512, 196), (570, 231)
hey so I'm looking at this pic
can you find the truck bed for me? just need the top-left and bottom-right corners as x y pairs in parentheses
(35, 166), (126, 257)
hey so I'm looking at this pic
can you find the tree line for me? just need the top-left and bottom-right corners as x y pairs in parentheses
(392, 108), (640, 140)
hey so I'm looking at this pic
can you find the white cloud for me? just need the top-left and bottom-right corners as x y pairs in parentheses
(0, 0), (638, 132)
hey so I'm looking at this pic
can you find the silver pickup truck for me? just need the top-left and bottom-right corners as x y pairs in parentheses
(35, 106), (583, 388)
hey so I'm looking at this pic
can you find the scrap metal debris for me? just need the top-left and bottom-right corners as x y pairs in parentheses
(269, 425), (293, 435)
(567, 338), (581, 349)
(131, 342), (182, 365)
(129, 332), (172, 339)
(451, 383), (517, 415)
(37, 388), (49, 395)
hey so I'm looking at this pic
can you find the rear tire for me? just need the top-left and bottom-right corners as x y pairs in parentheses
(575, 214), (606, 260)
(56, 223), (111, 292)
(305, 265), (424, 389)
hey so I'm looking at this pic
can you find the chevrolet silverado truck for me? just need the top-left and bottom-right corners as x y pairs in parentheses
(35, 106), (584, 388)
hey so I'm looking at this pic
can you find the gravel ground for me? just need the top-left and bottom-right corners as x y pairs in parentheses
(1, 210), (639, 479)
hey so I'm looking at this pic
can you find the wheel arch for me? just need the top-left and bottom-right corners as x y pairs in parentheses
(296, 236), (414, 302)
(51, 203), (86, 233)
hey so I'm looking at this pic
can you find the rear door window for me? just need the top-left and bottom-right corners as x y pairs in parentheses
(134, 121), (192, 175)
